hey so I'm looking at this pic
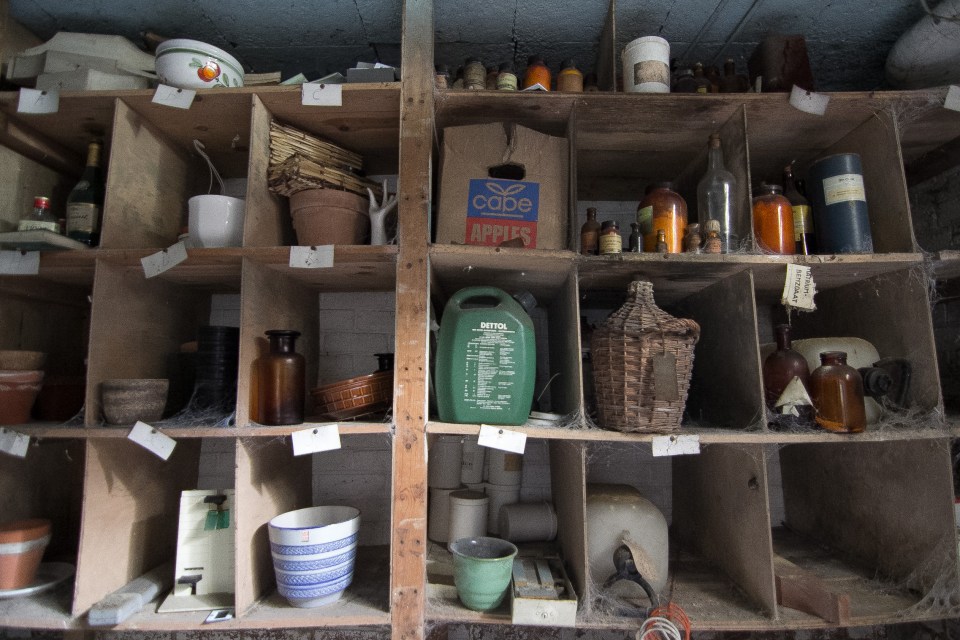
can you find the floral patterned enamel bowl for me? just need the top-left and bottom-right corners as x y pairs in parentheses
(155, 38), (244, 89)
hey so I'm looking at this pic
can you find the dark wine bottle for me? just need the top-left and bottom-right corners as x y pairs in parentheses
(66, 141), (105, 246)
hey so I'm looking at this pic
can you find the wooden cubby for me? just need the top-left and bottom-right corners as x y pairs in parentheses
(3, 1), (960, 637)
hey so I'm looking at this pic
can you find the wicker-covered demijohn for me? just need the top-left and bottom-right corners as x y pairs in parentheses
(591, 280), (700, 433)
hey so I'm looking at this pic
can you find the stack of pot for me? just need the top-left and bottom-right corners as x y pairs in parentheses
(191, 326), (240, 415)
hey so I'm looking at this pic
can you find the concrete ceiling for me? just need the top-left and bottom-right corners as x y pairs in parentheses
(9, 0), (927, 90)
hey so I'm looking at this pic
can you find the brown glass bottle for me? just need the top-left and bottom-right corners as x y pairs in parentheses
(580, 207), (601, 255)
(752, 183), (795, 255)
(762, 324), (810, 409)
(258, 330), (305, 425)
(783, 165), (816, 255)
(719, 58), (740, 93)
(638, 182), (687, 253)
(809, 351), (866, 433)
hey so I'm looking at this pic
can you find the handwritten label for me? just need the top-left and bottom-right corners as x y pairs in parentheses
(141, 242), (188, 278)
(0, 250), (40, 275)
(152, 84), (197, 109)
(478, 425), (527, 454)
(289, 245), (334, 268)
(652, 434), (700, 457)
(301, 82), (343, 107)
(127, 421), (176, 460)
(292, 424), (341, 456)
(781, 263), (817, 311)
(17, 88), (59, 114)
(789, 85), (830, 116)
(0, 428), (30, 458)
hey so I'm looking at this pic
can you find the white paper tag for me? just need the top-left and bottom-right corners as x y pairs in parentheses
(302, 82), (343, 107)
(478, 425), (527, 454)
(17, 88), (59, 114)
(0, 250), (40, 275)
(0, 428), (30, 458)
(652, 434), (700, 457)
(292, 424), (341, 456)
(141, 242), (188, 278)
(204, 609), (235, 624)
(780, 263), (817, 311)
(789, 85), (830, 116)
(520, 83), (548, 92)
(127, 421), (177, 460)
(289, 245), (334, 268)
(945, 86), (960, 112)
(152, 84), (197, 109)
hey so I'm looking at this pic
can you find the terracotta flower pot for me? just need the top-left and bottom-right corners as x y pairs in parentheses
(0, 519), (51, 590)
(290, 188), (369, 246)
(0, 370), (44, 425)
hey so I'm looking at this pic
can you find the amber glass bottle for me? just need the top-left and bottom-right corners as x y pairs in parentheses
(523, 55), (551, 90)
(580, 207), (601, 255)
(258, 330), (305, 425)
(809, 351), (866, 433)
(638, 182), (687, 253)
(752, 183), (795, 254)
(762, 324), (810, 409)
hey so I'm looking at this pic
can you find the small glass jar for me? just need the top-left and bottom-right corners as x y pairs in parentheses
(556, 59), (583, 92)
(809, 351), (866, 433)
(580, 207), (601, 255)
(752, 183), (795, 255)
(258, 330), (306, 426)
(599, 220), (622, 254)
(463, 57), (486, 90)
(703, 219), (723, 254)
(683, 223), (701, 253)
(638, 182), (687, 253)
(628, 222), (641, 253)
(497, 62), (518, 91)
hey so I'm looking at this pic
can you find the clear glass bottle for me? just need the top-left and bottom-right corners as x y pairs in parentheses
(580, 207), (601, 255)
(809, 351), (866, 433)
(66, 140), (105, 246)
(258, 330), (305, 426)
(762, 324), (810, 409)
(783, 164), (816, 255)
(697, 133), (740, 253)
(752, 183), (795, 255)
(18, 196), (59, 233)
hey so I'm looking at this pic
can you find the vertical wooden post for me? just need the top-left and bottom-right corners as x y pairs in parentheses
(392, 1), (433, 640)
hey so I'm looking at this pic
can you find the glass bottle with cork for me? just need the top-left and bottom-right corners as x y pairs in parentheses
(66, 140), (106, 247)
(18, 196), (60, 234)
(783, 163), (815, 255)
(599, 220), (622, 255)
(696, 133), (740, 253)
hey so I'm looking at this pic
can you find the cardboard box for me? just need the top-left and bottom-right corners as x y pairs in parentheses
(437, 122), (569, 250)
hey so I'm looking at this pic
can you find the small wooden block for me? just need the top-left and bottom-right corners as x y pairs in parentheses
(774, 554), (851, 625)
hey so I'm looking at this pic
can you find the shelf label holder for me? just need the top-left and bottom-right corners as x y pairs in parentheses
(17, 88), (59, 114)
(152, 84), (197, 110)
(141, 242), (188, 278)
(0, 250), (40, 275)
(0, 428), (30, 458)
(291, 423), (341, 455)
(652, 434), (700, 457)
(127, 421), (177, 460)
(478, 425), (527, 454)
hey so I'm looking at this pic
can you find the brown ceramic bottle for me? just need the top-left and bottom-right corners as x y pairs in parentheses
(809, 351), (866, 433)
(258, 330), (306, 425)
(638, 182), (687, 253)
(752, 183), (795, 254)
(762, 324), (810, 409)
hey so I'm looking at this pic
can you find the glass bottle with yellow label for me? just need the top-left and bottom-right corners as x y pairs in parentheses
(66, 140), (105, 247)
(784, 164), (815, 255)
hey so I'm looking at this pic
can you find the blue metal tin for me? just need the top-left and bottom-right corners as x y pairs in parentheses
(807, 153), (874, 254)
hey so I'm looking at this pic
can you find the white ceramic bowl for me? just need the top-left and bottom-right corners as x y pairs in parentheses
(155, 38), (244, 89)
(274, 557), (355, 587)
(188, 195), (245, 247)
(269, 506), (361, 548)
(270, 546), (357, 573)
(277, 573), (354, 608)
(269, 536), (357, 564)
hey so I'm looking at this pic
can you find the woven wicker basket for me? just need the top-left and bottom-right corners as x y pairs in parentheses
(591, 280), (700, 433)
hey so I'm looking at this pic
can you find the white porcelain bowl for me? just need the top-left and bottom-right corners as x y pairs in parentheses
(155, 38), (244, 89)
(268, 506), (361, 547)
(188, 195), (245, 247)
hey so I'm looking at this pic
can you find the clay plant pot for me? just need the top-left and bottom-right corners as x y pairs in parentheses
(0, 351), (46, 371)
(0, 370), (44, 425)
(101, 378), (169, 425)
(290, 188), (369, 246)
(0, 519), (51, 590)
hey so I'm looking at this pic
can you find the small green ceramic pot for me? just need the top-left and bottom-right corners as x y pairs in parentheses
(449, 536), (518, 612)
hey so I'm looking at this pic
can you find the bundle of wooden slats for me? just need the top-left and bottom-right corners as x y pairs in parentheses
(268, 121), (381, 199)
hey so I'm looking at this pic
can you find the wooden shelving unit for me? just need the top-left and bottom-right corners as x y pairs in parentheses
(3, 2), (960, 639)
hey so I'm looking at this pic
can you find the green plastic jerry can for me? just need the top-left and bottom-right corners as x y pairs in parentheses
(435, 286), (536, 425)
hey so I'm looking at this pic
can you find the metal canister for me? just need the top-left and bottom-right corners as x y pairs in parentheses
(806, 153), (873, 253)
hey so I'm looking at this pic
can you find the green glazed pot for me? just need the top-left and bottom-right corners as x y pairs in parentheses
(449, 536), (518, 612)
